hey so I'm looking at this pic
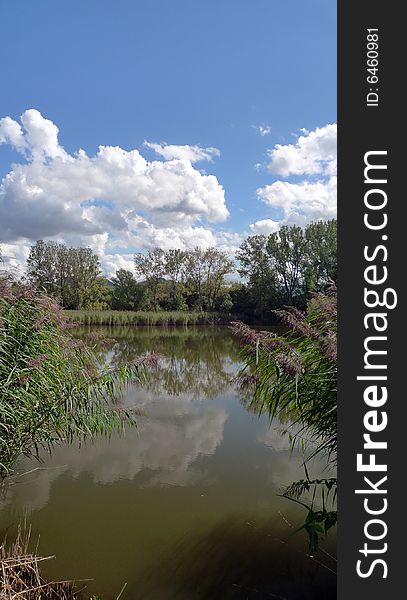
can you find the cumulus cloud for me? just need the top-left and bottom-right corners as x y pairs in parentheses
(1, 109), (68, 162)
(256, 176), (337, 225)
(100, 252), (137, 276)
(267, 123), (336, 177)
(250, 123), (337, 232)
(0, 116), (27, 151)
(0, 110), (229, 275)
(249, 219), (280, 236)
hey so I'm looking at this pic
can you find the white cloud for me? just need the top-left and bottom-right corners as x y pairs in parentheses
(0, 116), (27, 151)
(20, 109), (69, 162)
(251, 123), (337, 232)
(253, 124), (272, 137)
(267, 123), (336, 177)
(144, 141), (220, 163)
(249, 219), (280, 236)
(0, 144), (227, 237)
(257, 176), (337, 224)
(101, 253), (137, 276)
(1, 109), (68, 162)
(0, 110), (229, 275)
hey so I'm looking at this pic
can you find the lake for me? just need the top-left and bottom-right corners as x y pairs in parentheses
(0, 326), (336, 599)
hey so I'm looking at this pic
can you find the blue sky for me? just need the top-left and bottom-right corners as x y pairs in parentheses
(0, 0), (336, 275)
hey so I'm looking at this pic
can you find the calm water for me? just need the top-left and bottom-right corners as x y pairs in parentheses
(0, 326), (336, 599)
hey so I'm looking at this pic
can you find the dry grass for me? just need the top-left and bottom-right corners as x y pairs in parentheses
(0, 525), (84, 600)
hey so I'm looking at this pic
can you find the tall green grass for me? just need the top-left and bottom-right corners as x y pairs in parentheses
(0, 278), (145, 478)
(231, 287), (337, 553)
(64, 310), (228, 327)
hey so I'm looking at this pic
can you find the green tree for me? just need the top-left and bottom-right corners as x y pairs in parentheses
(202, 248), (234, 311)
(82, 276), (112, 310)
(111, 269), (145, 310)
(65, 246), (101, 309)
(26, 240), (60, 295)
(27, 241), (103, 309)
(164, 249), (187, 309)
(266, 225), (306, 305)
(183, 247), (233, 311)
(183, 247), (206, 310)
(236, 235), (275, 319)
(303, 220), (337, 292)
(236, 221), (337, 320)
(134, 248), (166, 311)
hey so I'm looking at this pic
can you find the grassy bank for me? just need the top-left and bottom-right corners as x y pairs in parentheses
(64, 310), (228, 326)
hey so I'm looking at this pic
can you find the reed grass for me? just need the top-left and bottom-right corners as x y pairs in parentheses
(231, 287), (337, 553)
(64, 310), (227, 327)
(0, 278), (146, 478)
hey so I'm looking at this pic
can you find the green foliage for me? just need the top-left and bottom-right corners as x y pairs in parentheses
(282, 477), (337, 554)
(111, 269), (145, 310)
(236, 234), (275, 320)
(134, 248), (166, 311)
(134, 246), (234, 313)
(0, 277), (145, 477)
(164, 248), (187, 309)
(304, 220), (337, 292)
(231, 287), (337, 552)
(19, 222), (336, 322)
(26, 240), (107, 310)
(298, 506), (337, 555)
(236, 220), (337, 318)
(182, 247), (235, 311)
(232, 290), (337, 459)
(266, 224), (307, 305)
(81, 276), (112, 310)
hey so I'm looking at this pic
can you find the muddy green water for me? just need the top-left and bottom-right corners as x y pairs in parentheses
(0, 326), (336, 599)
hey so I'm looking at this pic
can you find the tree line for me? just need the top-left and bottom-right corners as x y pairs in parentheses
(21, 243), (235, 312)
(1, 220), (336, 321)
(235, 220), (337, 320)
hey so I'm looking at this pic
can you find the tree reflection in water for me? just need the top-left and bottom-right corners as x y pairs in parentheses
(79, 325), (238, 400)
